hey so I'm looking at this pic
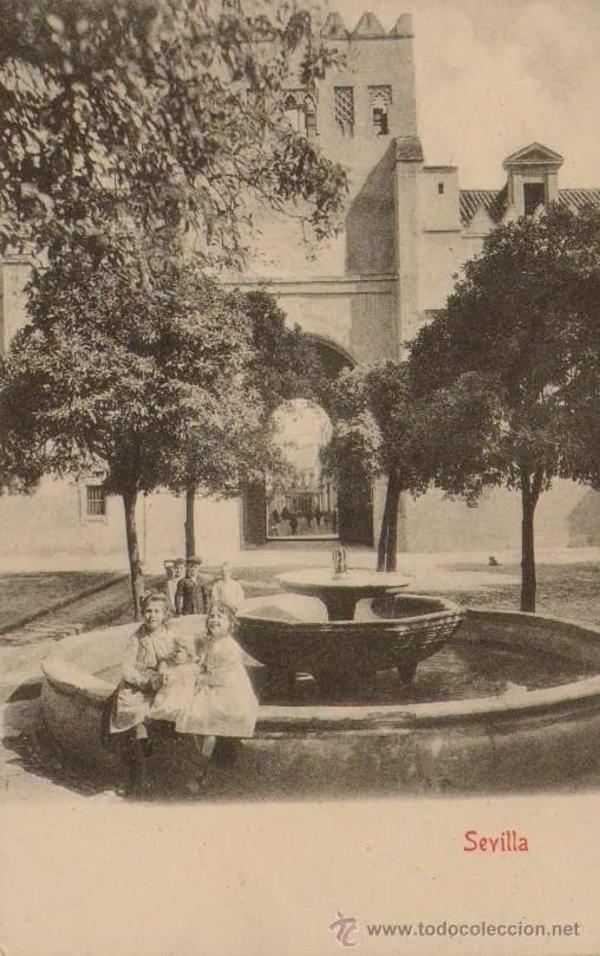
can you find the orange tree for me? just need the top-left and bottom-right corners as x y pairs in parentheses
(325, 361), (432, 572)
(0, 257), (263, 616)
(408, 205), (600, 612)
(0, 0), (349, 608)
(0, 0), (347, 269)
(160, 288), (328, 559)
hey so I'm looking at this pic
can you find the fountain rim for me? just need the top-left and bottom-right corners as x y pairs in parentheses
(237, 592), (463, 628)
(40, 607), (600, 730)
(276, 570), (413, 597)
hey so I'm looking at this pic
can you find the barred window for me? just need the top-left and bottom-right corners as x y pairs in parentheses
(86, 485), (106, 517)
(334, 86), (354, 137)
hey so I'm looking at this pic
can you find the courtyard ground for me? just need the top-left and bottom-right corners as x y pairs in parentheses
(2, 545), (600, 802)
(0, 570), (121, 632)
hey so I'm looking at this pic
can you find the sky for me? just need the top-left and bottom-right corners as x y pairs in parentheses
(329, 0), (600, 187)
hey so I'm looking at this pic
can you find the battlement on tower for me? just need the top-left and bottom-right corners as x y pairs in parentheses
(291, 9), (419, 154)
(247, 9), (420, 282)
(321, 11), (414, 39)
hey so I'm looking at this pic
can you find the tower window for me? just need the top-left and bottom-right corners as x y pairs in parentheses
(438, 182), (444, 195)
(523, 182), (545, 216)
(369, 86), (392, 136)
(284, 92), (304, 133)
(283, 90), (317, 137)
(334, 86), (354, 137)
(373, 107), (388, 136)
(86, 484), (106, 517)
(304, 94), (317, 137)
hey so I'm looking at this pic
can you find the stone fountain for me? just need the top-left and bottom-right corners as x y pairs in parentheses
(236, 550), (464, 694)
(36, 552), (600, 797)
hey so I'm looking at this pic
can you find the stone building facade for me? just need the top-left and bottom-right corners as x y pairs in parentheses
(1, 10), (599, 565)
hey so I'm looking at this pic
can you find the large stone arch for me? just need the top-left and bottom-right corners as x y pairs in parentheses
(241, 335), (374, 549)
(302, 333), (356, 382)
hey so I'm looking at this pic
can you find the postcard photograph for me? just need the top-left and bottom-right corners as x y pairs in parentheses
(1, 0), (600, 953)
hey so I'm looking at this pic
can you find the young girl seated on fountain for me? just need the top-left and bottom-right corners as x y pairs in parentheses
(151, 630), (199, 722)
(176, 602), (259, 786)
(109, 591), (196, 795)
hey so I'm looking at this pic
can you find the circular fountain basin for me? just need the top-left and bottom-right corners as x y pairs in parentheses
(40, 605), (600, 797)
(237, 592), (464, 691)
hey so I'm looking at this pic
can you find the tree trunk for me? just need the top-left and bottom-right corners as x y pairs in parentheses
(385, 472), (400, 572)
(377, 472), (400, 572)
(122, 489), (145, 620)
(520, 467), (543, 613)
(185, 483), (197, 559)
(377, 477), (392, 572)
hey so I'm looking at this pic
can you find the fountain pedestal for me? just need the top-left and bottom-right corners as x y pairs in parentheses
(277, 569), (412, 621)
(237, 567), (464, 696)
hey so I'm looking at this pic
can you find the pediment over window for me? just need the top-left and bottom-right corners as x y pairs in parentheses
(502, 142), (564, 170)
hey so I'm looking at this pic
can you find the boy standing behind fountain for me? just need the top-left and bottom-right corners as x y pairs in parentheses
(175, 556), (208, 616)
(166, 557), (186, 612)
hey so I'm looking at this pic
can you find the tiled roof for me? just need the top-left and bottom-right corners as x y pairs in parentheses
(459, 188), (507, 226)
(559, 188), (600, 212)
(459, 186), (600, 226)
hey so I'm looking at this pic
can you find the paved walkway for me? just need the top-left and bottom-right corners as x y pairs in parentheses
(1, 544), (598, 576)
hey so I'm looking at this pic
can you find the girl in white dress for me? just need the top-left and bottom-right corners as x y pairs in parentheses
(110, 592), (174, 736)
(176, 603), (259, 781)
(109, 591), (176, 796)
(150, 632), (199, 723)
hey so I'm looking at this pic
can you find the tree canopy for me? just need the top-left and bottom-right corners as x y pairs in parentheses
(0, 0), (352, 608)
(0, 0), (348, 268)
(408, 204), (600, 610)
(0, 255), (264, 612)
(326, 361), (431, 570)
(243, 288), (328, 412)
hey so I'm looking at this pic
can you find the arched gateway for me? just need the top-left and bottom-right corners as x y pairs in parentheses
(241, 337), (374, 549)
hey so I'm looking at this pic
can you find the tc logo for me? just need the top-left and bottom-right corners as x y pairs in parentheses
(329, 911), (359, 947)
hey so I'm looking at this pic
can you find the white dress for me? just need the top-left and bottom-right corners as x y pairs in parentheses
(109, 626), (176, 733)
(176, 634), (258, 738)
(150, 633), (201, 723)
